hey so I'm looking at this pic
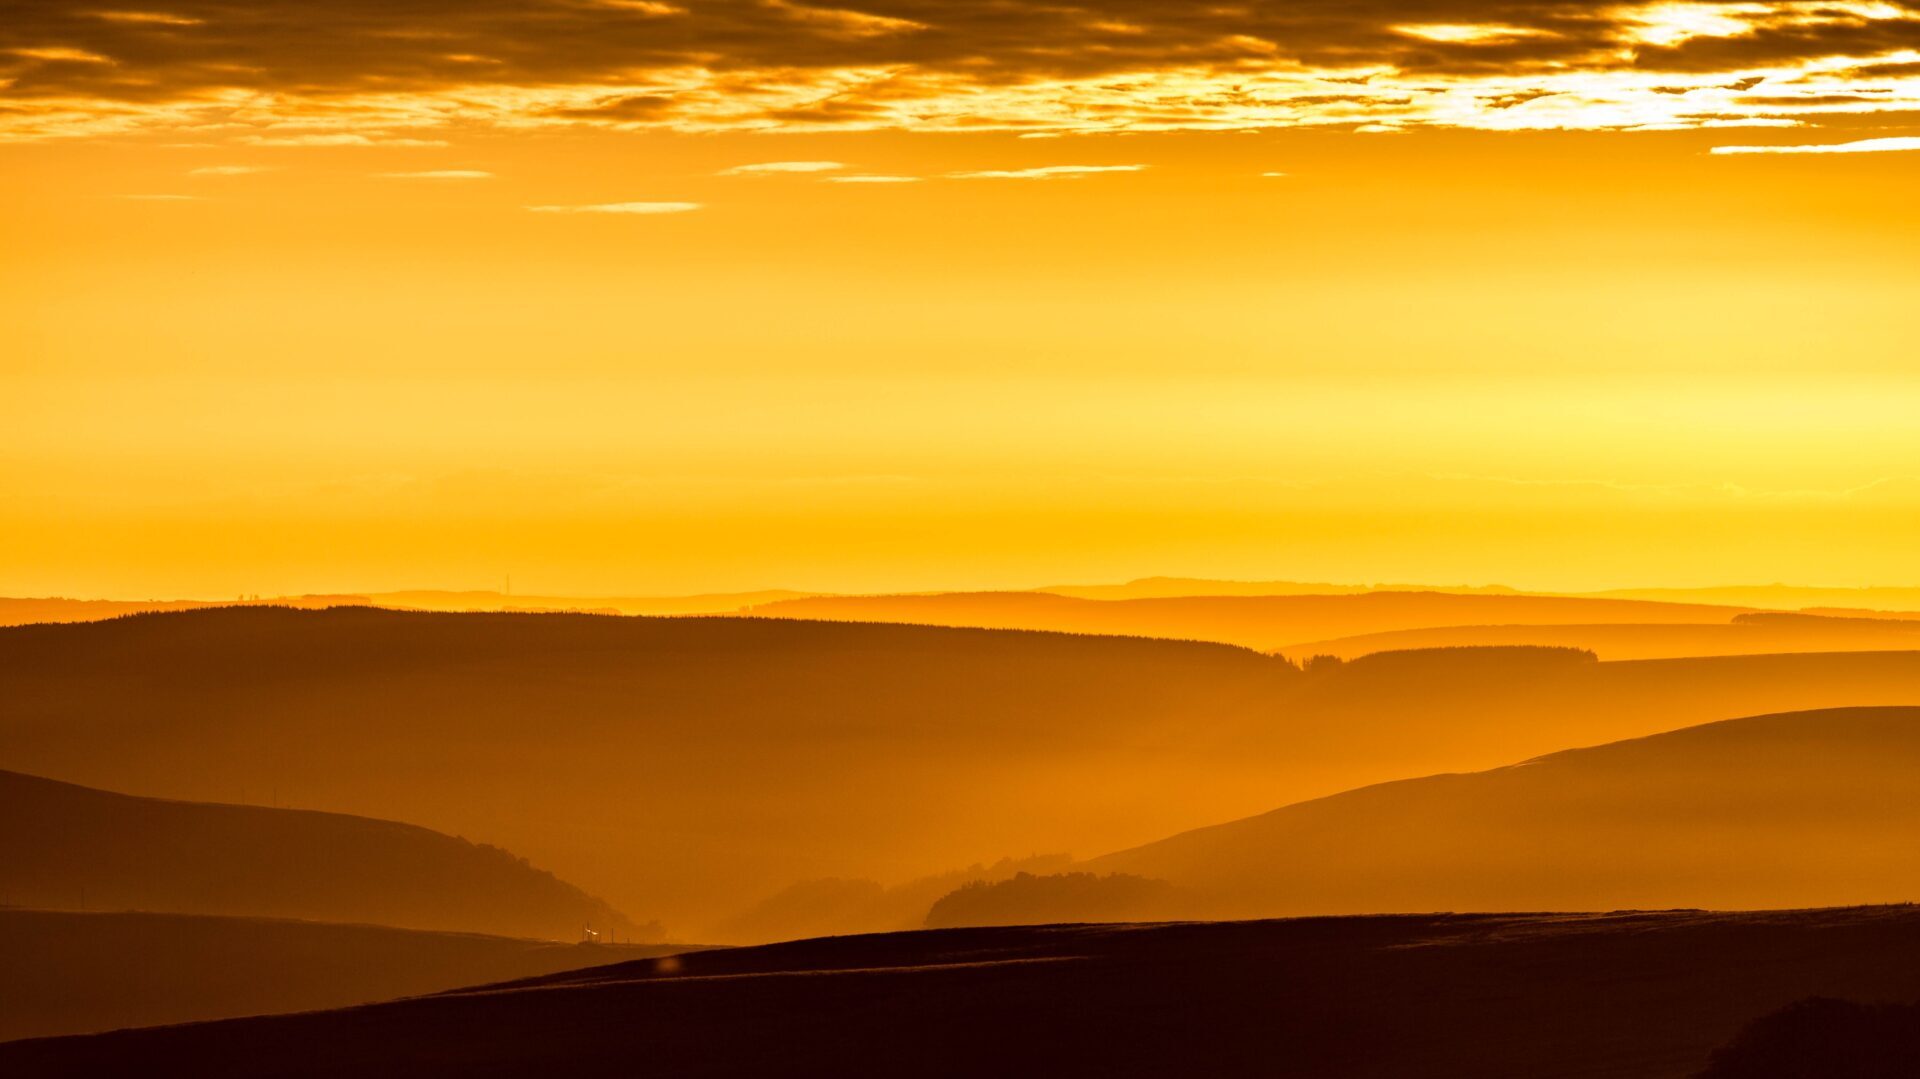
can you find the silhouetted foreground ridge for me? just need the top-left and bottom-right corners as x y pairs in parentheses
(8, 907), (1920, 1077)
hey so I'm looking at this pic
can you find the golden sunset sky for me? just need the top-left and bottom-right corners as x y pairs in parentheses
(5, 1), (1920, 597)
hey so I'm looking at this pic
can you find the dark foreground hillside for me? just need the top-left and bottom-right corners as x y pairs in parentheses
(0, 910), (696, 1042)
(8, 907), (1920, 1078)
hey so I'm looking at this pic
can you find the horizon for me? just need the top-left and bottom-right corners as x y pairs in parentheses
(22, 573), (1920, 605)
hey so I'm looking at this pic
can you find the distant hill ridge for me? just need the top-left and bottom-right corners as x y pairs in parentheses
(742, 589), (1762, 652)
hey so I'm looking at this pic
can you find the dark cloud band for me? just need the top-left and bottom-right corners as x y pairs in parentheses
(4, 0), (1920, 138)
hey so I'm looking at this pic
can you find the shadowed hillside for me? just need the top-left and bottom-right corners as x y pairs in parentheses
(6, 609), (1920, 938)
(0, 910), (696, 1042)
(9, 907), (1920, 1078)
(1272, 648), (1920, 798)
(1088, 707), (1920, 918)
(0, 770), (641, 941)
(0, 607), (1299, 934)
(745, 589), (1755, 651)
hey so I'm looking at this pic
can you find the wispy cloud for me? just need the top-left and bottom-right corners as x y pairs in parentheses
(1261, 171), (1290, 178)
(10, 46), (112, 63)
(592, 1), (686, 14)
(761, 0), (923, 38)
(188, 164), (277, 176)
(1393, 23), (1554, 44)
(948, 164), (1147, 180)
(720, 160), (844, 175)
(1711, 135), (1920, 155)
(237, 134), (449, 147)
(525, 201), (701, 214)
(378, 169), (494, 179)
(91, 10), (203, 25)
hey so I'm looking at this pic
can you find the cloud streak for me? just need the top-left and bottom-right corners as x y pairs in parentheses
(379, 169), (495, 179)
(949, 164), (1147, 180)
(720, 161), (845, 175)
(525, 201), (701, 214)
(1711, 134), (1920, 153)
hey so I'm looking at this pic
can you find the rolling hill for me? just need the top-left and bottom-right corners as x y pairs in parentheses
(6, 608), (1920, 939)
(1085, 706), (1920, 918)
(0, 909), (694, 1042)
(0, 769), (641, 941)
(0, 607), (1300, 934)
(8, 907), (1920, 1077)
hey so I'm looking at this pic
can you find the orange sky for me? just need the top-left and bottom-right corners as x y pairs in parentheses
(5, 2), (1920, 598)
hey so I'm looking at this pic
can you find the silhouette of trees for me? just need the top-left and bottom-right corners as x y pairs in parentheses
(924, 871), (1177, 928)
(1700, 997), (1920, 1078)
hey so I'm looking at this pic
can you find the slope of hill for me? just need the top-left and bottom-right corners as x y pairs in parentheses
(1279, 612), (1920, 662)
(0, 607), (1300, 934)
(0, 769), (641, 941)
(744, 590), (1755, 651)
(1088, 707), (1920, 918)
(8, 907), (1920, 1077)
(1272, 648), (1920, 799)
(0, 910), (694, 1043)
(7, 608), (1920, 939)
